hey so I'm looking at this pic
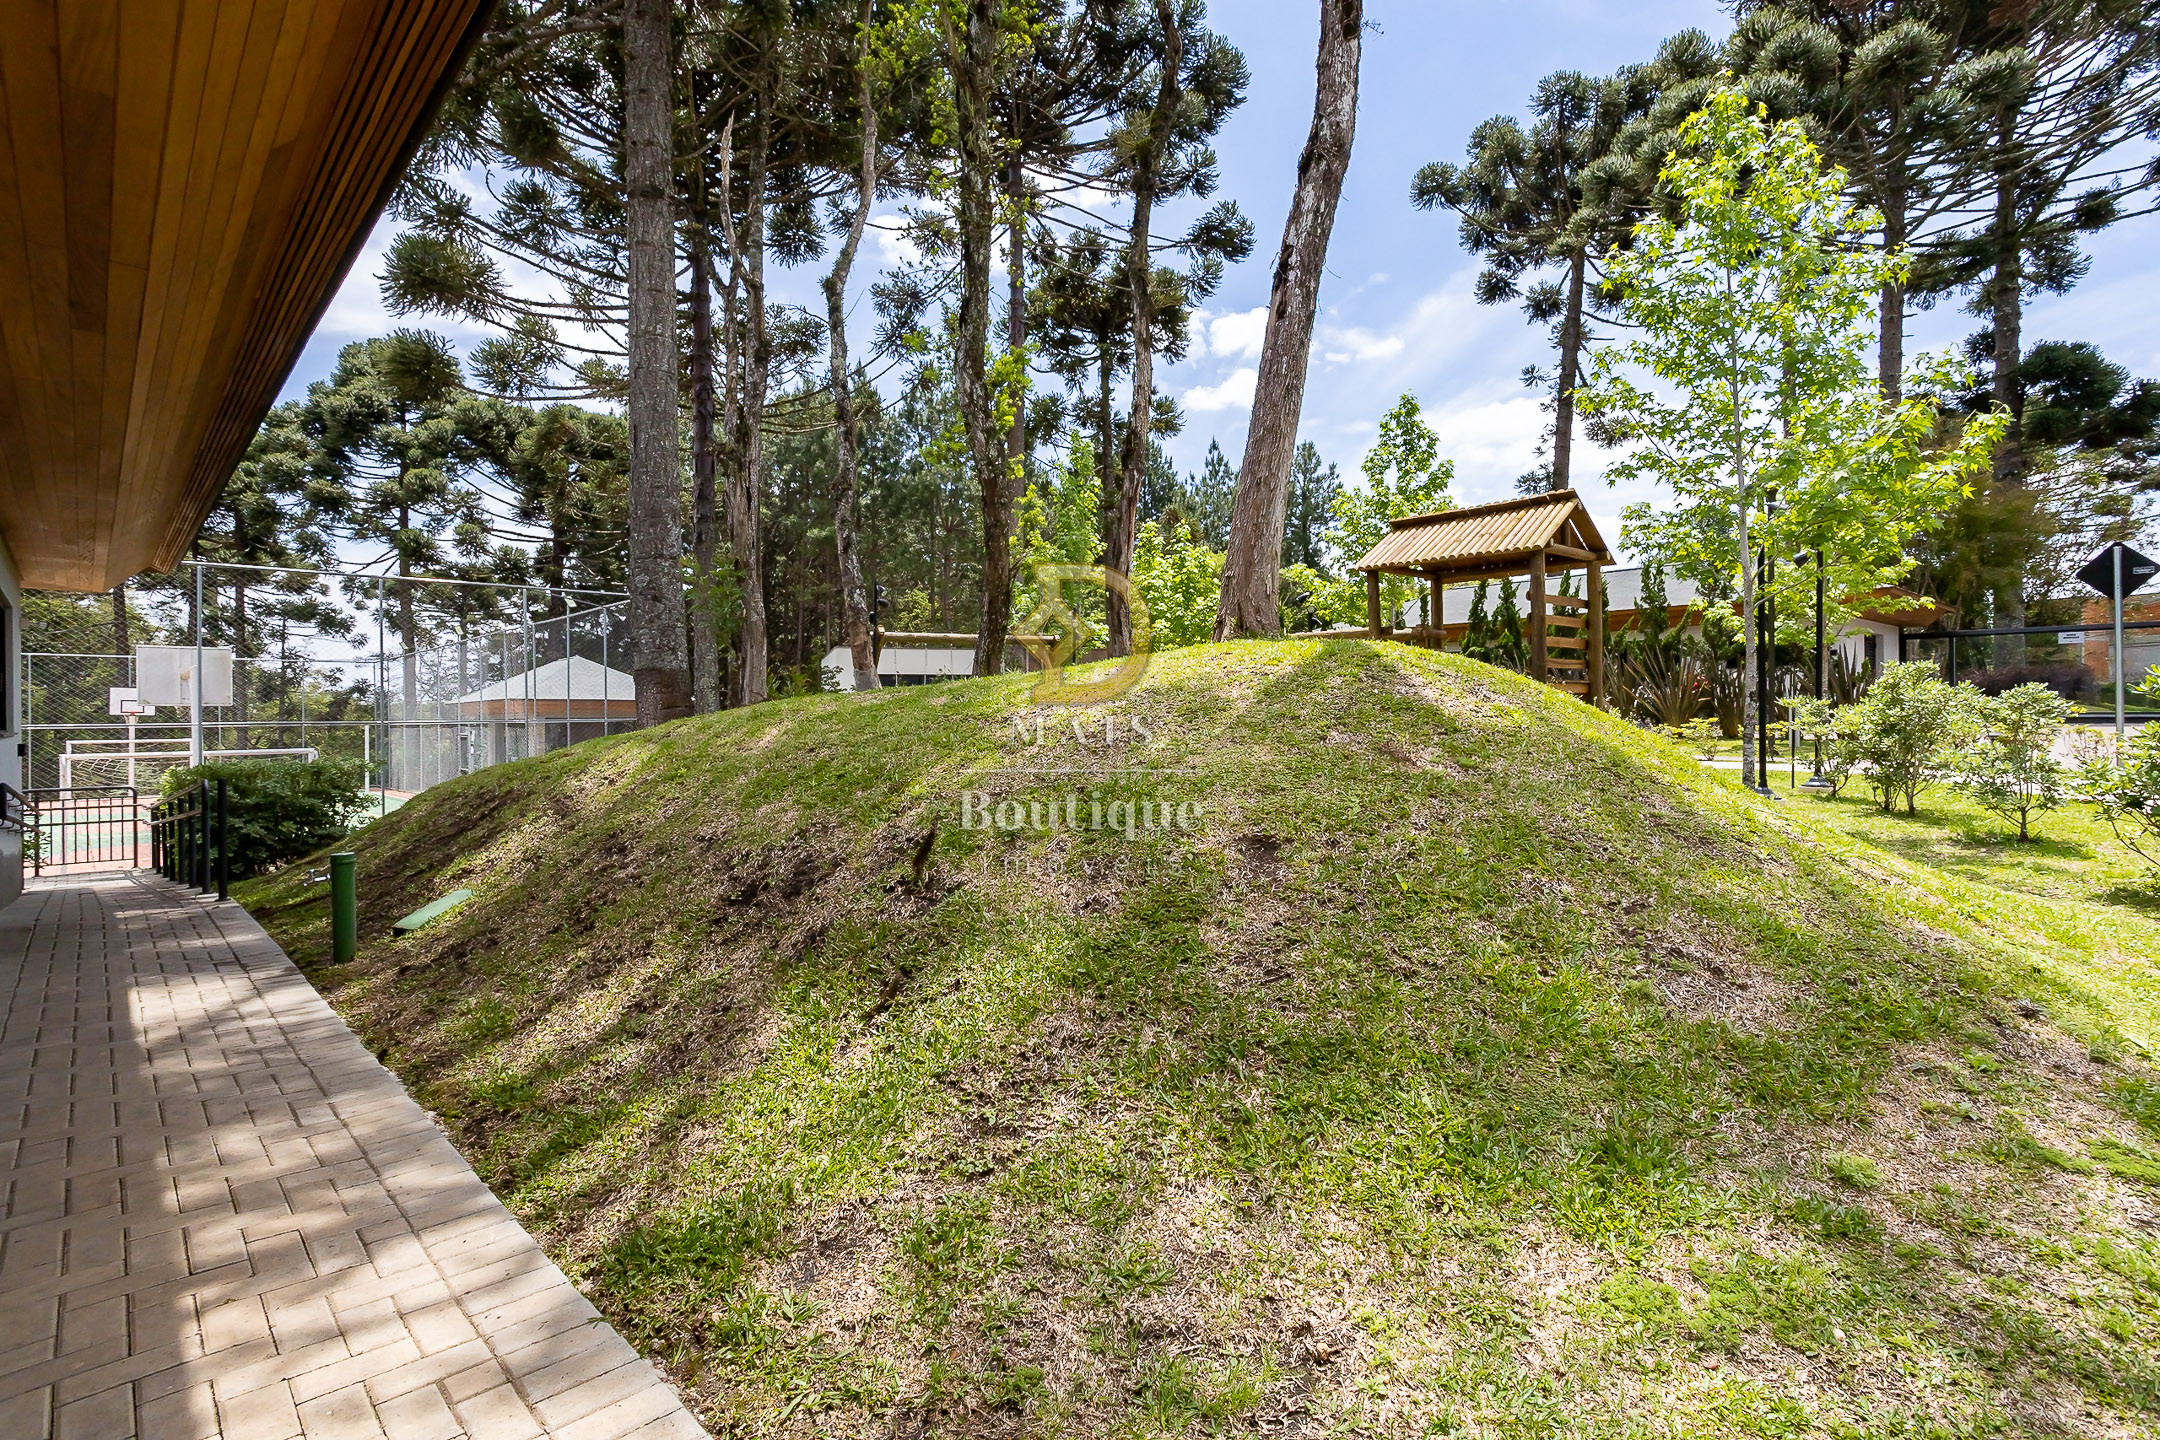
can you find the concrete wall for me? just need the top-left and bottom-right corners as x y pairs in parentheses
(1, 531), (21, 909)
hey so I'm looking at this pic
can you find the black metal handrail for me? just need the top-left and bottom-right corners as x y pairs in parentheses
(148, 778), (228, 901)
(24, 786), (140, 875)
(0, 783), (26, 835)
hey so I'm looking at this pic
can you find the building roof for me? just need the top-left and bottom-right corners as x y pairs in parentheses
(1353, 491), (1614, 575)
(0, 0), (492, 591)
(456, 656), (638, 706)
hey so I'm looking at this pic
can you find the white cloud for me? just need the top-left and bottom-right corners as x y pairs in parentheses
(1206, 307), (1269, 361)
(1425, 394), (1547, 492)
(1182, 367), (1258, 412)
(1320, 328), (1404, 365)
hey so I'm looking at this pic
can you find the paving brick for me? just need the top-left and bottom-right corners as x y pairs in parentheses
(450, 1384), (546, 1440)
(0, 1384), (51, 1440)
(294, 1382), (384, 1440)
(200, 1296), (271, 1353)
(551, 1378), (688, 1440)
(373, 1384), (463, 1440)
(532, 1360), (664, 1430)
(52, 1380), (133, 1440)
(133, 1380), (219, 1440)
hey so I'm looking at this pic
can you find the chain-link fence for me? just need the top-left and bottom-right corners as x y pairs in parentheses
(22, 564), (634, 806)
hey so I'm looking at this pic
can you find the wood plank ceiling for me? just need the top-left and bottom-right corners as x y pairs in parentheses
(0, 0), (491, 592)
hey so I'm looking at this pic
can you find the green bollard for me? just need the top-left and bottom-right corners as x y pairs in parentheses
(330, 852), (358, 965)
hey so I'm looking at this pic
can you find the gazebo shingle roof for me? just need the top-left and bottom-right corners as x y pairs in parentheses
(1354, 490), (1613, 575)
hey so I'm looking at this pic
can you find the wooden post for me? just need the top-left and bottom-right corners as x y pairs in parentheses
(1364, 569), (1382, 639)
(1587, 559), (1604, 709)
(1427, 572), (1441, 642)
(1528, 550), (1548, 683)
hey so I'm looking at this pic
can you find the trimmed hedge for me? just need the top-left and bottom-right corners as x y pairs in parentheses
(160, 758), (370, 878)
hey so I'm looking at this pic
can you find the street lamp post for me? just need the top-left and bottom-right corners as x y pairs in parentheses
(1800, 549), (1835, 794)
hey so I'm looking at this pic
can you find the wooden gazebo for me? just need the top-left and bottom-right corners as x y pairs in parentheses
(1352, 490), (1615, 707)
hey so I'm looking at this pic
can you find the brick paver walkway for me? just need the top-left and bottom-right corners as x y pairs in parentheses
(0, 875), (708, 1440)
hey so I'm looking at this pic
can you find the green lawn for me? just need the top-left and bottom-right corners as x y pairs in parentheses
(237, 642), (2160, 1438)
(1768, 771), (2160, 1059)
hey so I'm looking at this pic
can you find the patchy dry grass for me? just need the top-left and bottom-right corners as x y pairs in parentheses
(238, 640), (2160, 1438)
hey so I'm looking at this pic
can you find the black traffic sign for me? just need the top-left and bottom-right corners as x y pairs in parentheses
(2078, 543), (2160, 601)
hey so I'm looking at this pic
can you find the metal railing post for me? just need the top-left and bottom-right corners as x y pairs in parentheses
(215, 777), (229, 902)
(330, 852), (358, 964)
(196, 779), (211, 893)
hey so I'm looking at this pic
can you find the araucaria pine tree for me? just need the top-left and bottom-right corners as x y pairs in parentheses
(1578, 84), (2002, 793)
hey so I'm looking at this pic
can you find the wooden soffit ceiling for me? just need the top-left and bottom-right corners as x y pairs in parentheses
(0, 0), (492, 592)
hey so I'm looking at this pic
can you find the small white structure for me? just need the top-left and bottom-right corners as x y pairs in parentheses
(454, 654), (639, 720)
(451, 655), (639, 770)
(821, 643), (977, 691)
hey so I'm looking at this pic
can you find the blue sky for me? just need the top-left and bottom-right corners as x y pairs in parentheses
(285, 0), (2160, 563)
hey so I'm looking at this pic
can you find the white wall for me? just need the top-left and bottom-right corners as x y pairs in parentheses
(0, 531), (21, 909)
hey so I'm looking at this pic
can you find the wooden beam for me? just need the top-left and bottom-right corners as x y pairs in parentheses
(1529, 548), (1547, 683)
(1365, 569), (1383, 639)
(1587, 558), (1605, 709)
(1545, 542), (1600, 564)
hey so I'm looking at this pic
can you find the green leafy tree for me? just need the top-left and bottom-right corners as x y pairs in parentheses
(1951, 681), (2073, 840)
(1131, 517), (1225, 651)
(1281, 440), (1340, 572)
(1283, 394), (1451, 629)
(2082, 723), (2160, 871)
(1174, 439), (1238, 548)
(1840, 660), (1985, 814)
(1413, 66), (1658, 492)
(1578, 85), (2002, 792)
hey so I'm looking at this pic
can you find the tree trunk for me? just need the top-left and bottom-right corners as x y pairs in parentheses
(1552, 248), (1586, 490)
(1214, 0), (1362, 641)
(1738, 498), (1756, 793)
(234, 579), (251, 750)
(623, 0), (690, 725)
(1107, 0), (1183, 658)
(729, 85), (773, 706)
(1878, 172), (1906, 404)
(1096, 349), (1117, 565)
(826, 13), (879, 693)
(1006, 152), (1029, 491)
(953, 2), (1012, 679)
(110, 583), (129, 662)
(1990, 114), (2026, 666)
(689, 118), (726, 714)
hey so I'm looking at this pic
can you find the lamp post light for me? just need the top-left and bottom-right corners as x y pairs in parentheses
(1799, 547), (1835, 794)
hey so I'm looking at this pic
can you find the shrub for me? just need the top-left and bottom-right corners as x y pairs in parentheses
(1709, 661), (1743, 739)
(1841, 661), (1984, 814)
(1949, 683), (2074, 840)
(1969, 661), (2094, 703)
(1626, 647), (1707, 727)
(2081, 724), (2160, 870)
(159, 758), (369, 878)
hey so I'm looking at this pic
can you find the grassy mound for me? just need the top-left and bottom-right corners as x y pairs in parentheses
(239, 640), (2160, 1437)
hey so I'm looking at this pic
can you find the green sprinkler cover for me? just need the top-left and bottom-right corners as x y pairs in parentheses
(392, 888), (475, 935)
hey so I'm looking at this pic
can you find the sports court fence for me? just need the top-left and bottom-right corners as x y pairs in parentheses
(22, 564), (636, 812)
